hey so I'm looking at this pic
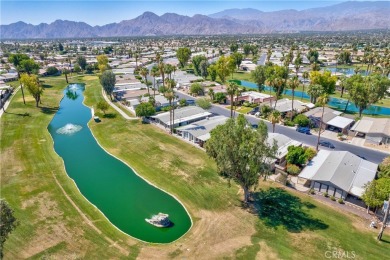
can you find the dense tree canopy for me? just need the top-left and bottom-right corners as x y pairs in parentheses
(192, 55), (207, 76)
(0, 200), (18, 259)
(96, 100), (109, 114)
(379, 156), (390, 178)
(362, 178), (390, 209)
(176, 47), (191, 68)
(97, 55), (109, 73)
(251, 65), (267, 92)
(216, 55), (232, 83)
(135, 102), (156, 119)
(19, 73), (43, 107)
(309, 71), (337, 95)
(189, 82), (204, 96)
(100, 70), (116, 100)
(76, 55), (87, 71)
(205, 115), (276, 203)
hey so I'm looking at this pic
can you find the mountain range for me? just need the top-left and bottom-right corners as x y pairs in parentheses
(1, 1), (389, 39)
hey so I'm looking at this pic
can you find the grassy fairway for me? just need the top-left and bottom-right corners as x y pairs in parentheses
(1, 75), (389, 259)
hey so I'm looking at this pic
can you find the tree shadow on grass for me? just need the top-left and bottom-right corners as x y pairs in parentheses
(103, 113), (117, 118)
(254, 187), (328, 233)
(4, 111), (30, 117)
(40, 106), (59, 115)
(42, 84), (53, 89)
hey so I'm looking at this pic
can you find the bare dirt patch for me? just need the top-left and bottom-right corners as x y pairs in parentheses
(138, 208), (256, 259)
(256, 241), (279, 260)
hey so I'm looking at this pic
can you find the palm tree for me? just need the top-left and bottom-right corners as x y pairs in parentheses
(287, 76), (300, 120)
(269, 110), (281, 133)
(302, 71), (309, 100)
(268, 77), (283, 109)
(208, 88), (215, 101)
(158, 62), (165, 87)
(139, 67), (150, 95)
(339, 75), (347, 98)
(266, 48), (272, 63)
(164, 78), (177, 134)
(150, 66), (160, 98)
(227, 82), (238, 118)
(294, 52), (302, 76)
(316, 94), (329, 151)
(234, 88), (243, 116)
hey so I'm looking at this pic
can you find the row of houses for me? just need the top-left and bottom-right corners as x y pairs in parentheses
(148, 105), (379, 203)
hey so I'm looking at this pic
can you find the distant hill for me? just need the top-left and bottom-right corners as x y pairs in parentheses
(1, 1), (389, 39)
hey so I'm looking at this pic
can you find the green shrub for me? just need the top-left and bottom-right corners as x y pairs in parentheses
(284, 120), (295, 127)
(330, 196), (336, 201)
(46, 66), (59, 75)
(309, 188), (315, 195)
(294, 114), (310, 127)
(260, 105), (271, 117)
(286, 146), (308, 166)
(243, 101), (251, 107)
(304, 147), (317, 161)
(286, 164), (300, 175)
(323, 192), (328, 197)
(338, 198), (344, 204)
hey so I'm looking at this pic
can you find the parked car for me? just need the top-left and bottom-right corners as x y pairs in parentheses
(319, 140), (335, 149)
(296, 127), (311, 134)
(357, 155), (367, 160)
(186, 99), (196, 105)
(254, 112), (261, 117)
(247, 107), (259, 115)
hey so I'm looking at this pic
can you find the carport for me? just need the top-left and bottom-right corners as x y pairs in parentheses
(326, 116), (354, 134)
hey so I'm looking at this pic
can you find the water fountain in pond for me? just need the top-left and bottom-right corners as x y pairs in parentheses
(56, 123), (82, 135)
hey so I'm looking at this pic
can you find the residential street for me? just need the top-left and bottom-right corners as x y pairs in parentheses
(176, 91), (389, 164)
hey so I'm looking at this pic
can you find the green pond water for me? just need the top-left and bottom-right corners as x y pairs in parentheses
(48, 84), (192, 243)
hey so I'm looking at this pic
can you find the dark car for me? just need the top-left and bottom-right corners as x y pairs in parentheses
(319, 140), (335, 149)
(296, 127), (311, 134)
(186, 99), (196, 105)
(247, 107), (260, 115)
(357, 155), (367, 160)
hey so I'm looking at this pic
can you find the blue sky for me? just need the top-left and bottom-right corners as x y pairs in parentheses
(0, 0), (378, 25)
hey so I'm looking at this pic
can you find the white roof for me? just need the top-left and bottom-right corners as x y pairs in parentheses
(267, 133), (302, 160)
(242, 91), (272, 99)
(152, 106), (212, 126)
(299, 150), (377, 197)
(326, 116), (354, 129)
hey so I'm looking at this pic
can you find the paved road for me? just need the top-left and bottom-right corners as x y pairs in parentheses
(176, 91), (388, 164)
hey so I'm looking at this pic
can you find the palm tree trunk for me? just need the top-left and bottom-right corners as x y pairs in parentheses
(301, 85), (305, 101)
(18, 72), (26, 105)
(343, 99), (350, 113)
(172, 101), (175, 134)
(272, 123), (275, 133)
(144, 76), (149, 95)
(230, 94), (233, 118)
(291, 89), (295, 121)
(340, 87), (344, 98)
(316, 105), (326, 151)
(269, 87), (272, 107)
(153, 79), (156, 98)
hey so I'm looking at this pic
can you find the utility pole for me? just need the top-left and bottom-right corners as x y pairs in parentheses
(377, 195), (390, 241)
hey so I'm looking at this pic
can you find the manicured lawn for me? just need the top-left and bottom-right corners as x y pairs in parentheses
(1, 75), (389, 259)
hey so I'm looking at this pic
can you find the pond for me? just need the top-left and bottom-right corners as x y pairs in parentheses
(48, 84), (192, 243)
(322, 67), (368, 76)
(239, 80), (390, 116)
